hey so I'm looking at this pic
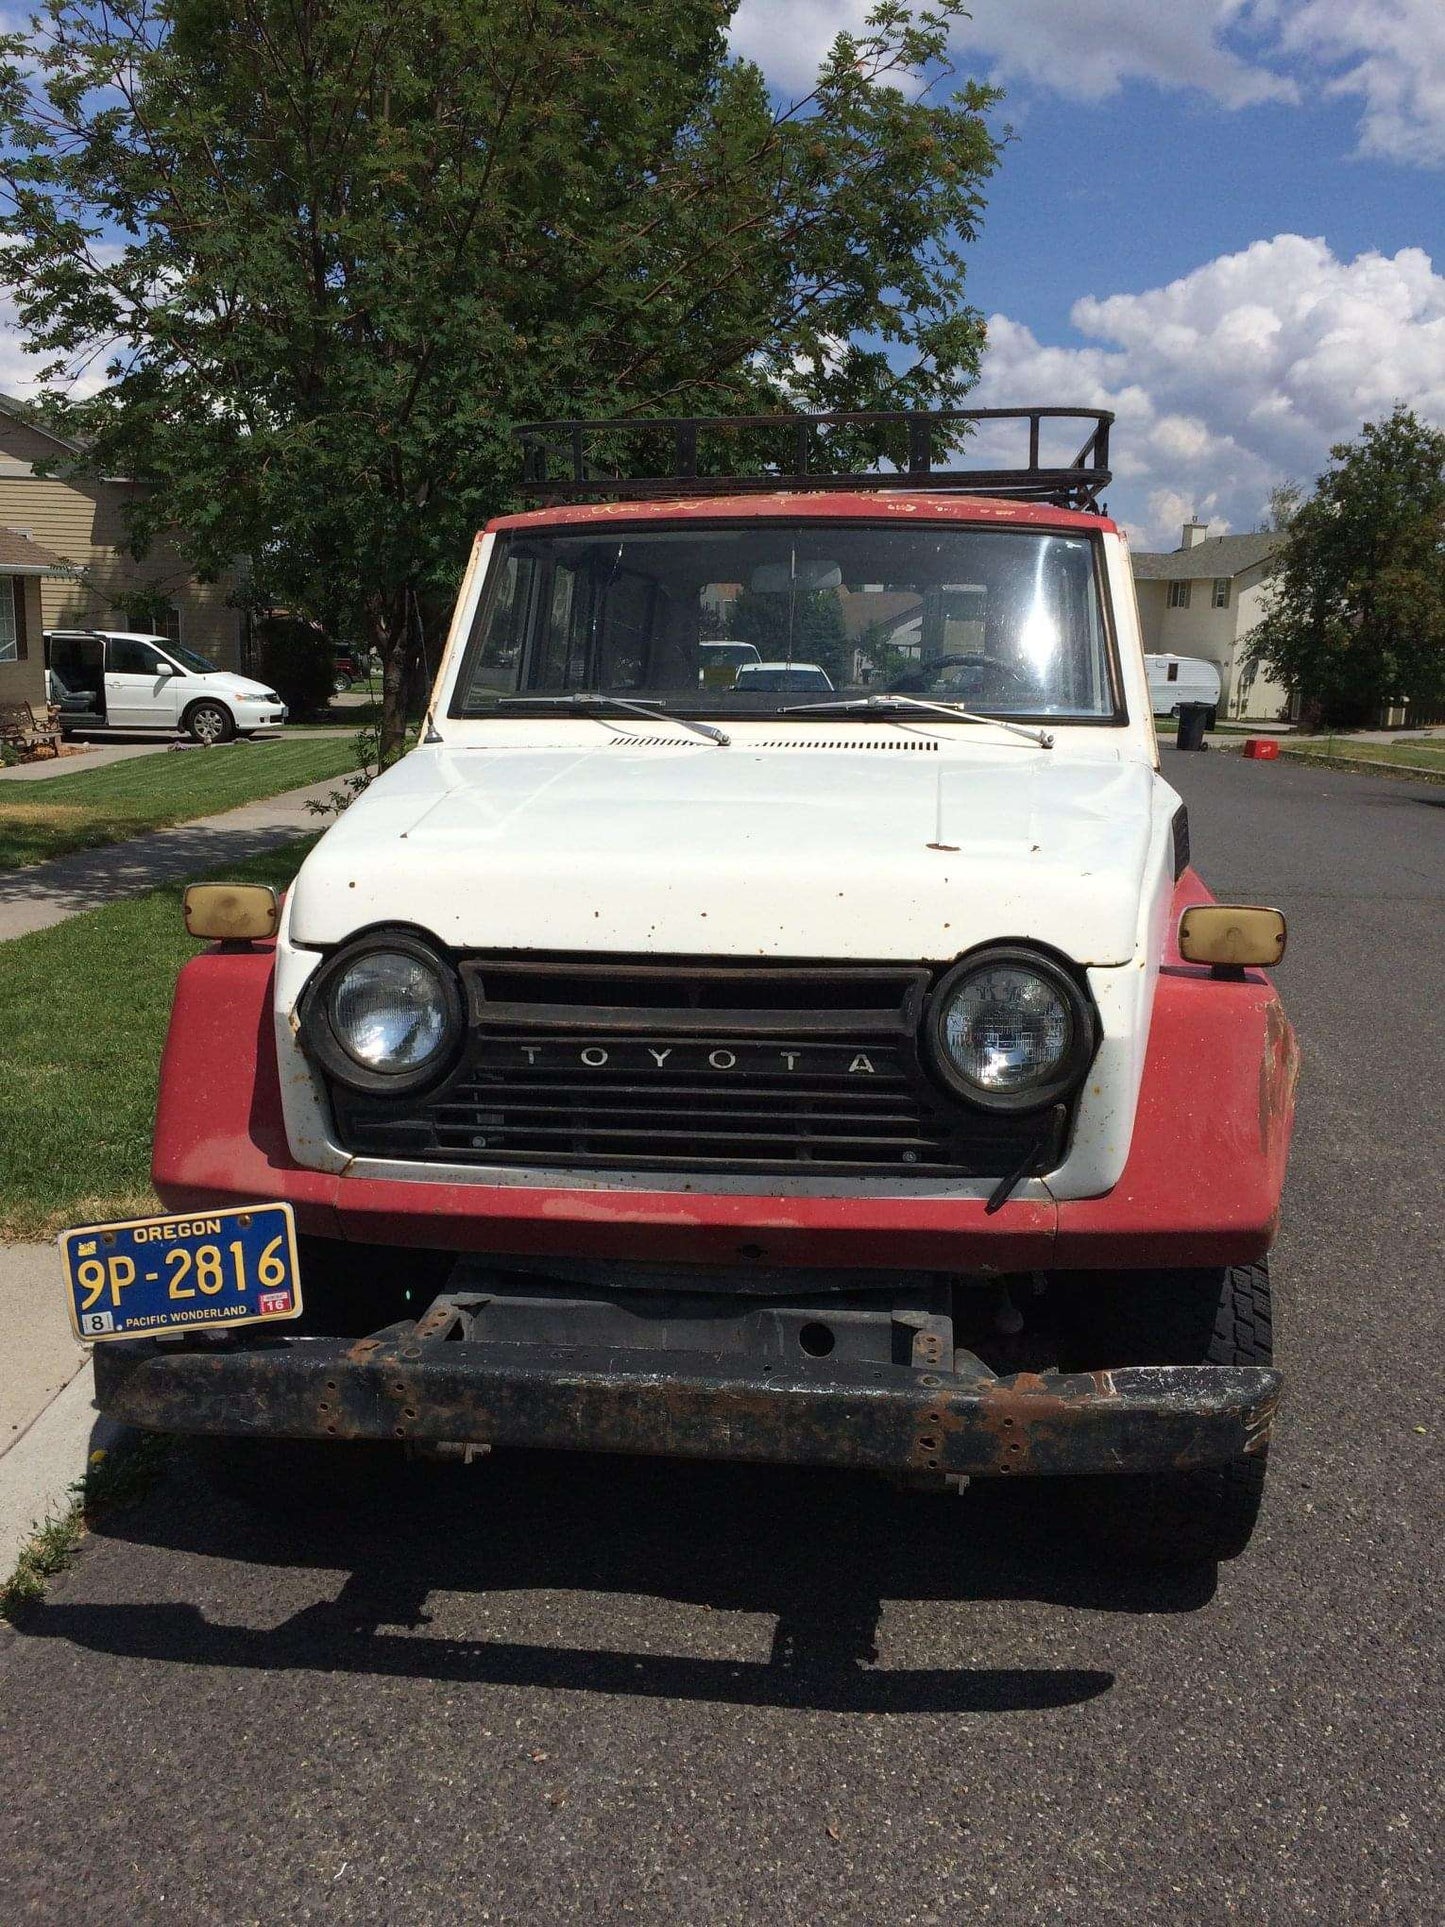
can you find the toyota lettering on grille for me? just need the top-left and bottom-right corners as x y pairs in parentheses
(474, 1039), (884, 1076)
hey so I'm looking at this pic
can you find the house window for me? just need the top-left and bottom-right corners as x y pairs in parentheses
(1168, 580), (1192, 610)
(0, 579), (18, 662)
(157, 604), (182, 642)
(1212, 578), (1231, 609)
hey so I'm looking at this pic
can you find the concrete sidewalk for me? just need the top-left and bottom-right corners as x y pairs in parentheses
(0, 773), (350, 941)
(0, 742), (173, 783)
(0, 1244), (120, 1576)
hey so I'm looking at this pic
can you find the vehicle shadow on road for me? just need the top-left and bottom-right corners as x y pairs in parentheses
(26, 1444), (1220, 1715)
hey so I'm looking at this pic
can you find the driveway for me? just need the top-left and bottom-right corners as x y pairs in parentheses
(0, 751), (1440, 1921)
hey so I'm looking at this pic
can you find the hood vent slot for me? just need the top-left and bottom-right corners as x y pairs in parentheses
(607, 734), (709, 748)
(608, 735), (939, 751)
(752, 737), (939, 751)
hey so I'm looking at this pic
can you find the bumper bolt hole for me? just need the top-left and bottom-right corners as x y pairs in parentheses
(797, 1322), (835, 1358)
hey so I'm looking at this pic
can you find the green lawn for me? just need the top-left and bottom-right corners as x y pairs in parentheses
(1277, 737), (1445, 775)
(0, 838), (319, 1242)
(0, 736), (359, 872)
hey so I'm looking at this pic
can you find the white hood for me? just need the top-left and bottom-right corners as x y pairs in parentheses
(286, 735), (1167, 966)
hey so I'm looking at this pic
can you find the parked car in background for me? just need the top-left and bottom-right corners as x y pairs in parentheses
(1145, 653), (1220, 728)
(698, 639), (763, 686)
(43, 630), (287, 742)
(332, 646), (379, 693)
(733, 660), (834, 694)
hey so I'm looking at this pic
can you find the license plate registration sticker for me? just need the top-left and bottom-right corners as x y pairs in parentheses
(59, 1204), (302, 1342)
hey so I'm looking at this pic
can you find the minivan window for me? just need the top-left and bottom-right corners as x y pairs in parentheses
(109, 637), (168, 675)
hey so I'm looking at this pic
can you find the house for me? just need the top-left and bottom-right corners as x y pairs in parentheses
(1130, 520), (1287, 722)
(0, 526), (67, 715)
(0, 395), (246, 669)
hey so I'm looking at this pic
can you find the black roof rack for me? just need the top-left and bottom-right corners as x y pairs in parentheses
(516, 408), (1113, 512)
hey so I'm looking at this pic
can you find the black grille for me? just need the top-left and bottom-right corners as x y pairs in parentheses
(327, 958), (1065, 1177)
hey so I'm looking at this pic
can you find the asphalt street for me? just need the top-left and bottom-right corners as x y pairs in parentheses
(2, 750), (1441, 1923)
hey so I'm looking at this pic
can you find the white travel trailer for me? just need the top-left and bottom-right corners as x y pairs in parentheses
(1145, 653), (1220, 724)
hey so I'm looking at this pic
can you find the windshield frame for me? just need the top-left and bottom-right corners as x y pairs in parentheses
(446, 517), (1129, 727)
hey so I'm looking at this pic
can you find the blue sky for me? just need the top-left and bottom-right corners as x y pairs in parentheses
(731, 1), (1445, 544)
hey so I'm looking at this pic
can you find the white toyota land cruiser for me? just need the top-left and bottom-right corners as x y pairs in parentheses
(76, 410), (1296, 1567)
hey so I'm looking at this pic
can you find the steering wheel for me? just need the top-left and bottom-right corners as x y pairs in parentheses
(887, 654), (1034, 701)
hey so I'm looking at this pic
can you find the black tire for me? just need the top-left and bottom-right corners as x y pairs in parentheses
(1055, 1262), (1273, 1566)
(332, 672), (352, 694)
(184, 698), (235, 744)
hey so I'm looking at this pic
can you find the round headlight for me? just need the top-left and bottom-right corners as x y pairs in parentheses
(332, 950), (450, 1071)
(926, 949), (1095, 1111)
(305, 932), (463, 1093)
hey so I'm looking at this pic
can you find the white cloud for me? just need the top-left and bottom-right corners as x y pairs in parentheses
(1273, 0), (1445, 164)
(971, 235), (1445, 544)
(729, 0), (1445, 169)
(730, 0), (1293, 109)
(960, 1), (1294, 110)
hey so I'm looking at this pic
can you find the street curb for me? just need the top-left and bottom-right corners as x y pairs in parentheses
(1217, 744), (1445, 784)
(0, 1362), (133, 1578)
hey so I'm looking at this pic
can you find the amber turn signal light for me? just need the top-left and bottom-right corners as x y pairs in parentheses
(183, 882), (280, 942)
(1178, 904), (1286, 969)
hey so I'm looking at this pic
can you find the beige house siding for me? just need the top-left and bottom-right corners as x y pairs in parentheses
(0, 575), (46, 711)
(1132, 556), (1288, 722)
(0, 414), (245, 669)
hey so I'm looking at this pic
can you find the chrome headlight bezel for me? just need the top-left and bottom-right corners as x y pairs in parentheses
(924, 945), (1098, 1114)
(302, 929), (464, 1097)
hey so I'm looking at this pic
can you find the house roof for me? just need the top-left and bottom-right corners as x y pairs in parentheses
(1131, 532), (1281, 580)
(0, 391), (85, 456)
(0, 526), (68, 573)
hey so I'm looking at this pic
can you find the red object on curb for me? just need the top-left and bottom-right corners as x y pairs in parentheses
(1244, 738), (1280, 760)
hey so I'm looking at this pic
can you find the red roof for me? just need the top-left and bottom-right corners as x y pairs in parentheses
(488, 491), (1117, 536)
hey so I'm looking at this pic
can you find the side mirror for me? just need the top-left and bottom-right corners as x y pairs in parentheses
(158, 662), (182, 676)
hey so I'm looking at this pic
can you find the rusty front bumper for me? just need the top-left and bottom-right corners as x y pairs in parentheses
(93, 1329), (1280, 1478)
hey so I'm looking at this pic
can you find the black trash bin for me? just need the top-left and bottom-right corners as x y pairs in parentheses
(1175, 702), (1211, 751)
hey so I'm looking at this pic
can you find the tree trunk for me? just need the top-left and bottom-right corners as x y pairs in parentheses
(369, 598), (414, 768)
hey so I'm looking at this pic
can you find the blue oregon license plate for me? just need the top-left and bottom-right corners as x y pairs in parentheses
(59, 1204), (302, 1342)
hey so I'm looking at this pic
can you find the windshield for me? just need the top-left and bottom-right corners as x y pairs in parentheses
(166, 641), (218, 673)
(451, 524), (1119, 721)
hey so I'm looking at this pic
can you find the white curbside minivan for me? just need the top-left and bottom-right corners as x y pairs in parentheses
(44, 629), (288, 742)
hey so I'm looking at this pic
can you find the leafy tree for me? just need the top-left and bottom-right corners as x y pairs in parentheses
(1251, 406), (1445, 728)
(0, 1), (1002, 758)
(727, 585), (850, 683)
(1263, 480), (1304, 533)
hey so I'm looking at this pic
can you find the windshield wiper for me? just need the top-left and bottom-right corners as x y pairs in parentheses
(780, 693), (1054, 749)
(498, 692), (729, 747)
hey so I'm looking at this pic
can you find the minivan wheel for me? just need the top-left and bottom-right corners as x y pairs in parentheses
(1053, 1261), (1274, 1567)
(184, 699), (235, 744)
